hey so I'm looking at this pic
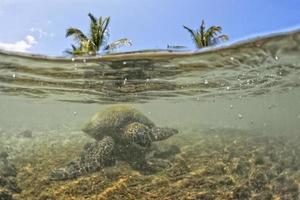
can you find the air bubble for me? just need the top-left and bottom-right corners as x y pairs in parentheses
(12, 74), (16, 78)
(238, 114), (243, 119)
(275, 56), (279, 60)
(226, 86), (230, 90)
(146, 78), (150, 82)
(196, 97), (200, 101)
(230, 105), (233, 109)
(123, 61), (127, 65)
(230, 57), (234, 61)
(83, 59), (86, 63)
(204, 80), (208, 85)
(71, 58), (75, 62)
(73, 111), (77, 116)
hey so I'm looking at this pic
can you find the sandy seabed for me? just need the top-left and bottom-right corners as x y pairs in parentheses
(0, 127), (299, 200)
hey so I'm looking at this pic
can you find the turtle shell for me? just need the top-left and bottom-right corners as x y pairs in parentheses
(82, 105), (155, 140)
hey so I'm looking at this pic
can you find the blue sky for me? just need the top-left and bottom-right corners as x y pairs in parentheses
(0, 0), (299, 55)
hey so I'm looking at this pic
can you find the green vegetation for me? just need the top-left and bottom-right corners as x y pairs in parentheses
(65, 13), (132, 56)
(183, 20), (229, 49)
(65, 14), (228, 54)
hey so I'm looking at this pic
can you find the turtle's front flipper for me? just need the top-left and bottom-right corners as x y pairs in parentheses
(150, 127), (178, 141)
(49, 136), (115, 180)
(122, 122), (153, 147)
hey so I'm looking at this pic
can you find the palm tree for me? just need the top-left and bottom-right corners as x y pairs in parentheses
(183, 20), (229, 49)
(65, 13), (131, 56)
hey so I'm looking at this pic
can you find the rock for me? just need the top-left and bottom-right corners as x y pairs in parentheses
(17, 130), (33, 138)
(0, 189), (12, 200)
(0, 152), (20, 197)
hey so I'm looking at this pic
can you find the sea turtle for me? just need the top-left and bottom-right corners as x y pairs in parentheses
(50, 105), (179, 180)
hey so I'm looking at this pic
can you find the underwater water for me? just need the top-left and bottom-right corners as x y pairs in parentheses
(0, 29), (300, 199)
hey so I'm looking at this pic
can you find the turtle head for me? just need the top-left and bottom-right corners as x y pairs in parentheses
(150, 127), (179, 141)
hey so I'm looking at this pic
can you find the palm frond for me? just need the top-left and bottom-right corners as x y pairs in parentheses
(88, 13), (97, 24)
(98, 16), (110, 49)
(194, 35), (205, 48)
(217, 34), (229, 41)
(65, 28), (88, 42)
(64, 44), (85, 56)
(184, 20), (228, 49)
(102, 17), (111, 32)
(183, 25), (204, 48)
(205, 26), (222, 37)
(71, 44), (77, 51)
(104, 38), (132, 51)
(88, 13), (99, 51)
(200, 20), (206, 46)
(183, 25), (196, 38)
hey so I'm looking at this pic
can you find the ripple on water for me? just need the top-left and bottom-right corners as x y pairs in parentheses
(1, 29), (300, 103)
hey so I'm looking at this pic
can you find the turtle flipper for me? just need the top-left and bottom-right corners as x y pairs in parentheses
(150, 127), (178, 141)
(49, 136), (115, 180)
(122, 122), (153, 147)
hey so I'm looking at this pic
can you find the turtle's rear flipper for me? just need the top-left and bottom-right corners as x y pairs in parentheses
(49, 136), (115, 181)
(151, 127), (178, 141)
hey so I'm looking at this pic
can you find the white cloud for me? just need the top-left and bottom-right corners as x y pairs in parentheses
(0, 35), (37, 52)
